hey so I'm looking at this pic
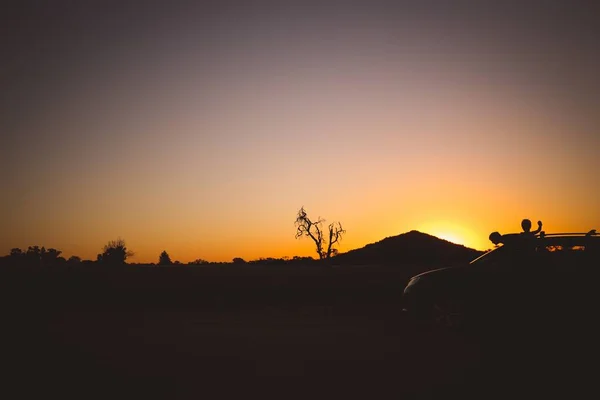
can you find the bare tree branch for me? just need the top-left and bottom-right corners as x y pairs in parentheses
(325, 222), (346, 258)
(295, 207), (345, 259)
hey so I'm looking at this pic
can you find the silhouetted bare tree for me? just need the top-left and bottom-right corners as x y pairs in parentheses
(158, 250), (173, 265)
(98, 238), (134, 265)
(295, 206), (346, 259)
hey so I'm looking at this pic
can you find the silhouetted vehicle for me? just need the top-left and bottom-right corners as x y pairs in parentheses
(402, 230), (599, 330)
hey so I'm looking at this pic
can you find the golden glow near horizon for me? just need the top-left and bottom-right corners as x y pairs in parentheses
(2, 5), (599, 263)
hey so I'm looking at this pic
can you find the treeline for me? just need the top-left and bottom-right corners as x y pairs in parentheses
(133, 255), (316, 266)
(0, 239), (315, 268)
(2, 207), (344, 268)
(1, 246), (84, 266)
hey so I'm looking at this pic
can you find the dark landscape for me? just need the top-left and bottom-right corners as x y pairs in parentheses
(2, 232), (595, 399)
(3, 2), (599, 399)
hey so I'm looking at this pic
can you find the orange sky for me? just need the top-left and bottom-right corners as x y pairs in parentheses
(2, 2), (599, 263)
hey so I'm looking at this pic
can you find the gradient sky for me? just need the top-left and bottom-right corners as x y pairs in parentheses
(2, 1), (599, 263)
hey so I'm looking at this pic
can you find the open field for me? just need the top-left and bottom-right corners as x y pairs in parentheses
(1, 263), (595, 399)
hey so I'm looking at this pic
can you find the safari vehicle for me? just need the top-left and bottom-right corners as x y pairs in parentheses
(401, 229), (599, 330)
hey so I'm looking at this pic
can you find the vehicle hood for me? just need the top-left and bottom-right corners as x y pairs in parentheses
(410, 264), (471, 280)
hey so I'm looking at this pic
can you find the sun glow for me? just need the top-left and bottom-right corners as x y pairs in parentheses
(417, 221), (480, 249)
(435, 232), (464, 245)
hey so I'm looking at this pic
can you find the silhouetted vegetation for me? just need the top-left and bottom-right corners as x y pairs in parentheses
(189, 258), (210, 265)
(1, 230), (481, 270)
(2, 246), (66, 266)
(97, 238), (134, 265)
(158, 250), (173, 265)
(67, 256), (81, 264)
(295, 206), (346, 259)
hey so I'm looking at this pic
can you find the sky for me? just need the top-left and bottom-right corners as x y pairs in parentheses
(1, 1), (599, 263)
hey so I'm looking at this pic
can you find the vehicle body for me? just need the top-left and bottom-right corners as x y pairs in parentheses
(401, 230), (599, 330)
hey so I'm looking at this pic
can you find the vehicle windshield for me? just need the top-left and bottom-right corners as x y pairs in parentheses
(469, 245), (504, 265)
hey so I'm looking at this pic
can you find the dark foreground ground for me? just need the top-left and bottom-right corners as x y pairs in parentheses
(1, 263), (597, 399)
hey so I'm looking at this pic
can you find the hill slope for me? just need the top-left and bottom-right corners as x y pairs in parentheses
(333, 230), (484, 266)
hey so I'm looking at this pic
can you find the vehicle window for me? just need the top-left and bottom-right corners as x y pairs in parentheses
(472, 238), (598, 266)
(538, 245), (586, 253)
(544, 245), (562, 252)
(535, 243), (591, 267)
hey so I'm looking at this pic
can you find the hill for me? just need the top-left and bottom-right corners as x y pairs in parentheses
(332, 230), (485, 266)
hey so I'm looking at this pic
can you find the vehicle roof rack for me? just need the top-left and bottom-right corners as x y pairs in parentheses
(539, 230), (597, 238)
(489, 229), (597, 245)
